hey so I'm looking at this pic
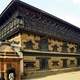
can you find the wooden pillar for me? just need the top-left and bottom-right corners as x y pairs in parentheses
(0, 61), (1, 76)
(4, 63), (7, 80)
(1, 61), (4, 73)
(17, 62), (20, 80)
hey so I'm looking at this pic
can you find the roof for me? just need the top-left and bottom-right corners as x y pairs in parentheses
(0, 0), (80, 43)
(0, 42), (18, 56)
(0, 43), (13, 52)
(0, 0), (79, 29)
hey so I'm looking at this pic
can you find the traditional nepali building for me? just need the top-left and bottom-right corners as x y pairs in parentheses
(0, 0), (80, 79)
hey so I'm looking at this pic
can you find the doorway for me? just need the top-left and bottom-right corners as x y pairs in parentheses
(40, 58), (48, 70)
(77, 58), (80, 67)
(62, 59), (68, 68)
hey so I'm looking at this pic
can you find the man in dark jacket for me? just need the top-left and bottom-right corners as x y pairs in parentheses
(0, 73), (5, 80)
(7, 67), (16, 80)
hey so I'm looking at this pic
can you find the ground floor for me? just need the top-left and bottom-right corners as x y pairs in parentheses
(1, 49), (80, 79)
(22, 51), (80, 78)
(23, 71), (80, 80)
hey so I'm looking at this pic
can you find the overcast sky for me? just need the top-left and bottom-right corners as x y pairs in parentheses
(0, 0), (80, 28)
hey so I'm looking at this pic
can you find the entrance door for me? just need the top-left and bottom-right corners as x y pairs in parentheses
(40, 58), (48, 70)
(7, 64), (16, 80)
(62, 59), (68, 68)
(77, 58), (80, 66)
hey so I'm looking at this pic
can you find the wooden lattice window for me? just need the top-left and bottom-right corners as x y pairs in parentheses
(62, 41), (68, 53)
(52, 61), (59, 66)
(77, 45), (80, 53)
(39, 38), (48, 51)
(24, 40), (33, 49)
(70, 47), (74, 53)
(53, 45), (58, 52)
(70, 60), (75, 65)
(17, 16), (23, 25)
(24, 62), (35, 68)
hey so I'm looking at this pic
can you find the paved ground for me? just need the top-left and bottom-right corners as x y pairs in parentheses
(25, 71), (80, 80)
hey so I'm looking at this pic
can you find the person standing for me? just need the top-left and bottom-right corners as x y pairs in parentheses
(0, 73), (5, 80)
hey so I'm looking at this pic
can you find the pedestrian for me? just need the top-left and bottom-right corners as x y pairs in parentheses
(0, 77), (5, 80)
(0, 73), (5, 80)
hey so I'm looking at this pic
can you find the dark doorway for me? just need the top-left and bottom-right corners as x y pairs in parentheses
(40, 58), (48, 70)
(62, 59), (68, 68)
(7, 64), (16, 80)
(39, 38), (48, 51)
(77, 58), (80, 67)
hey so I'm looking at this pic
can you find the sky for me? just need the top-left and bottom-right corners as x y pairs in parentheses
(0, 0), (80, 28)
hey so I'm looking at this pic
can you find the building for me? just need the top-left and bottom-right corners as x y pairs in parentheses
(0, 0), (80, 79)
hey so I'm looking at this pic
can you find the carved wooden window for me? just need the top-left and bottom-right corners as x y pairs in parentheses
(0, 32), (1, 37)
(8, 22), (12, 31)
(11, 40), (19, 44)
(52, 45), (58, 52)
(6, 24), (10, 33)
(52, 61), (59, 66)
(13, 19), (17, 26)
(70, 60), (75, 65)
(16, 15), (23, 25)
(24, 40), (33, 49)
(62, 41), (68, 53)
(3, 27), (6, 36)
(2, 29), (5, 37)
(39, 38), (48, 51)
(24, 62), (35, 68)
(70, 47), (74, 53)
(10, 21), (13, 30)
(77, 45), (80, 53)
(16, 15), (22, 19)
(1, 31), (3, 38)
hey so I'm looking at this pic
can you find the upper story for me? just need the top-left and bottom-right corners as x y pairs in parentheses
(0, 0), (80, 54)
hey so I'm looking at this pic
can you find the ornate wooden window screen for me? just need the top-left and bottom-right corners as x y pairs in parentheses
(24, 40), (33, 49)
(52, 61), (59, 66)
(52, 45), (58, 52)
(62, 41), (68, 53)
(70, 60), (75, 65)
(70, 47), (74, 53)
(77, 45), (80, 53)
(16, 15), (24, 25)
(24, 62), (35, 68)
(0, 16), (24, 39)
(39, 38), (48, 51)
